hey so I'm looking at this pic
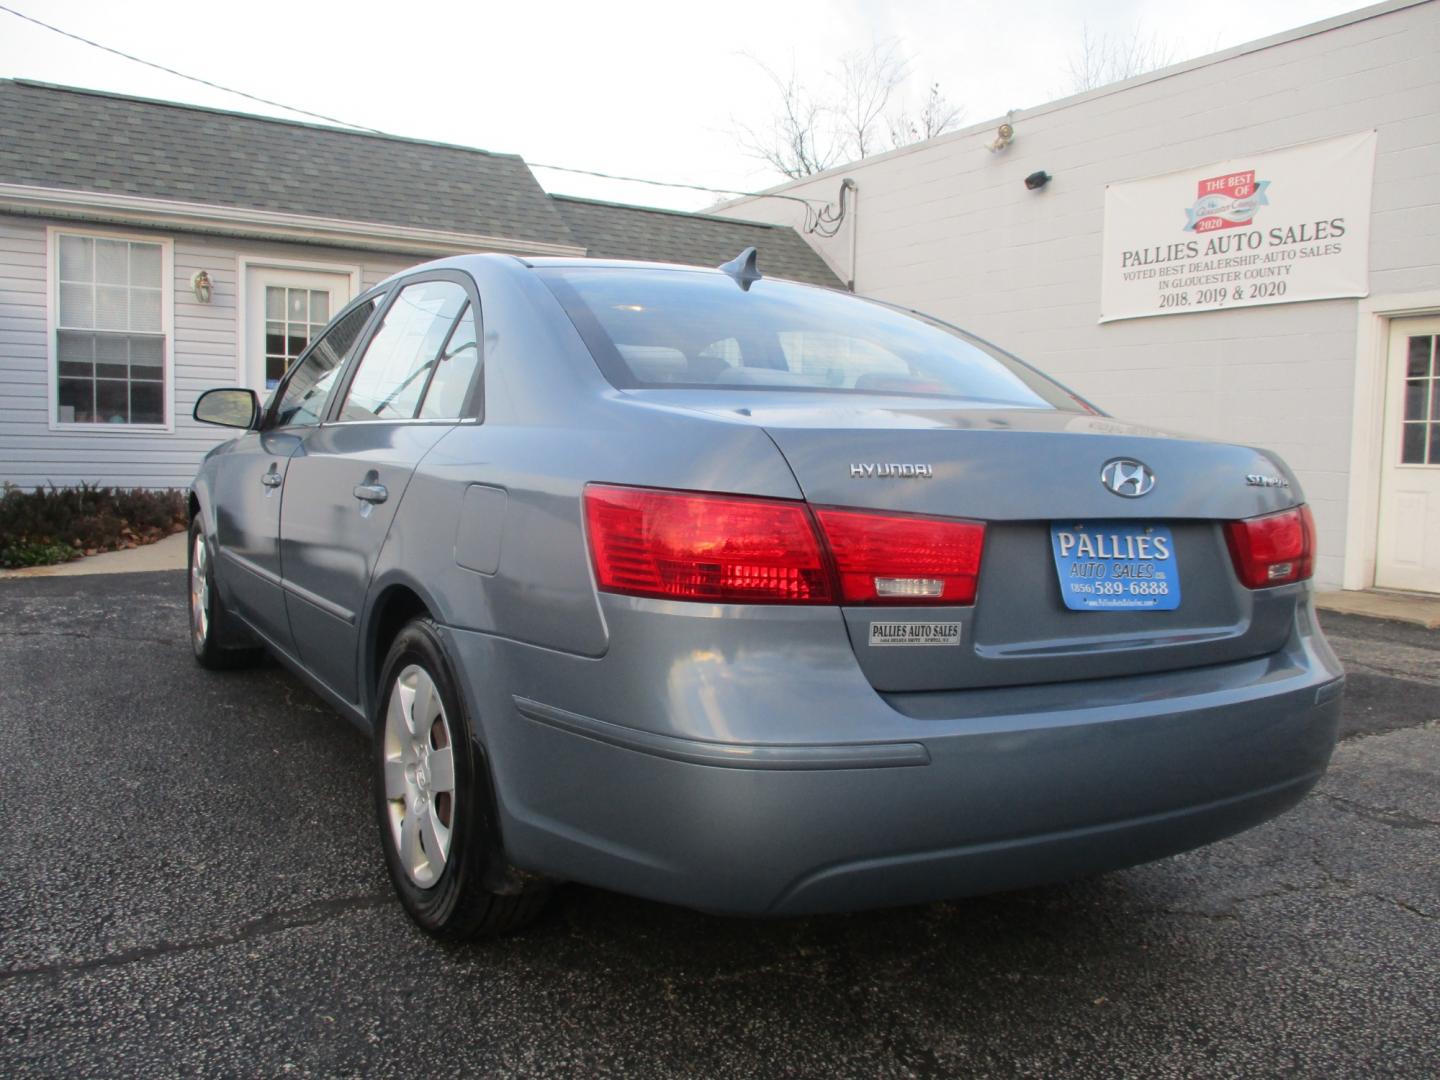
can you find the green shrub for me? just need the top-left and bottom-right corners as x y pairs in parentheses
(0, 540), (81, 567)
(0, 483), (187, 568)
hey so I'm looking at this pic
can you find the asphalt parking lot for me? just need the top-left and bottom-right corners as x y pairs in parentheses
(1, 571), (1436, 1078)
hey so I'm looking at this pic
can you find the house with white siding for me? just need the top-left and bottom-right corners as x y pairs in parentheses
(712, 0), (1440, 596)
(0, 79), (838, 491)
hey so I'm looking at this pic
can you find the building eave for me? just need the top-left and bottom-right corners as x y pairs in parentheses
(0, 183), (588, 258)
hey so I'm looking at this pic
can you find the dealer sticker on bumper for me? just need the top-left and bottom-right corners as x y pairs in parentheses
(869, 621), (962, 647)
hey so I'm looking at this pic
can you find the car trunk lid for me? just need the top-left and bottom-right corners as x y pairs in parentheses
(641, 392), (1307, 692)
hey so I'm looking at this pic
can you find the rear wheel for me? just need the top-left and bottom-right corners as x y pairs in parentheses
(188, 515), (261, 670)
(374, 618), (548, 937)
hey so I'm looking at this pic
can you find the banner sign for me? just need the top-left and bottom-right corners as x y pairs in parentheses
(1100, 132), (1377, 323)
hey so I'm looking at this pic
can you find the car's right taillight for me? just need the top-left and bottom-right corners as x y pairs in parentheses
(812, 507), (985, 605)
(1224, 505), (1315, 589)
(584, 484), (986, 606)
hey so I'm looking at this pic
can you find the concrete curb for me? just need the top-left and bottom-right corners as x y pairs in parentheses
(1315, 590), (1440, 631)
(0, 531), (187, 579)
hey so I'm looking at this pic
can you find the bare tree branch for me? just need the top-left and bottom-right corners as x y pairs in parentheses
(1067, 23), (1176, 92)
(733, 56), (844, 180)
(890, 81), (965, 145)
(834, 41), (910, 161)
(734, 44), (966, 180)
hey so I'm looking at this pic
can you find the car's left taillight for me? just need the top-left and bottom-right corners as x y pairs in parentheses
(584, 485), (835, 603)
(1224, 505), (1315, 589)
(584, 484), (985, 606)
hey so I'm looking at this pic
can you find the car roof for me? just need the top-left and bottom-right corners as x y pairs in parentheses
(371, 252), (846, 296)
(518, 254), (826, 282)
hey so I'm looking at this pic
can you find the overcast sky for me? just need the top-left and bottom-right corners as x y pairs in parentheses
(1, 0), (1369, 210)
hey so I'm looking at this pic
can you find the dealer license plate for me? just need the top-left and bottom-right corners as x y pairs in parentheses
(1049, 521), (1181, 611)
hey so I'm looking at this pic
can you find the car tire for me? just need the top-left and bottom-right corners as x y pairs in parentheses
(373, 618), (549, 938)
(188, 514), (263, 670)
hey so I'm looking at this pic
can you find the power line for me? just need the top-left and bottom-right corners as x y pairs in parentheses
(529, 160), (846, 232)
(526, 161), (823, 209)
(0, 2), (847, 228)
(0, 2), (383, 132)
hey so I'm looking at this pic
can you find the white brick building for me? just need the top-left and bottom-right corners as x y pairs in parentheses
(714, 0), (1440, 594)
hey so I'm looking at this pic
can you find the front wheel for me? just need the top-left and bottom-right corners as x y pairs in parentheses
(188, 515), (261, 670)
(374, 618), (549, 937)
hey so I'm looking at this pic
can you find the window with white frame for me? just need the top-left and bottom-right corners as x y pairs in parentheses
(54, 233), (167, 425)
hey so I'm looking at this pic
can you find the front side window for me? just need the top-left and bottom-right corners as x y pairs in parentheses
(271, 297), (378, 428)
(54, 233), (165, 425)
(540, 268), (1078, 409)
(339, 280), (468, 421)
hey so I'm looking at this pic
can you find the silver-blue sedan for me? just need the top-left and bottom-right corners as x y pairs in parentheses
(189, 251), (1344, 937)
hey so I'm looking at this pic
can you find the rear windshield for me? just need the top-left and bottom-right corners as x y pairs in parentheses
(538, 267), (1078, 409)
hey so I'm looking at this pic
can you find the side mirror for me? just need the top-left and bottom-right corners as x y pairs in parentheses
(194, 387), (259, 429)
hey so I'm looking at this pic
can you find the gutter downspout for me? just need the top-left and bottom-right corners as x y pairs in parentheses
(845, 179), (859, 292)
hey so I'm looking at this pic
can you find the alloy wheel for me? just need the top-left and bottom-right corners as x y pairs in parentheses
(382, 664), (457, 888)
(190, 531), (209, 648)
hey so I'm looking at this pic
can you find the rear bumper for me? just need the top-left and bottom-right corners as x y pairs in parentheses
(443, 604), (1344, 916)
(767, 768), (1324, 915)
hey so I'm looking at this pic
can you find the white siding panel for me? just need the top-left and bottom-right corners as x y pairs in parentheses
(0, 218), (450, 489)
(362, 256), (424, 291)
(0, 217), (48, 475)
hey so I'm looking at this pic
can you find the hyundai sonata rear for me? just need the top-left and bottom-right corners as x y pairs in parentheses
(191, 252), (1344, 936)
(436, 261), (1344, 919)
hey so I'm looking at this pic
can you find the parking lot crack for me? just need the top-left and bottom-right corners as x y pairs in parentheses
(1316, 791), (1440, 830)
(279, 683), (333, 716)
(0, 893), (391, 985)
(1165, 905), (1247, 921)
(0, 628), (176, 648)
(1339, 657), (1440, 685)
(1369, 894), (1435, 920)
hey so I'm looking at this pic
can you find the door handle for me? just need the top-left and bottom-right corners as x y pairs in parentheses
(353, 482), (389, 505)
(260, 468), (282, 488)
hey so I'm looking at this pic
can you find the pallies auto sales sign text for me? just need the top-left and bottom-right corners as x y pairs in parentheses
(1100, 132), (1377, 323)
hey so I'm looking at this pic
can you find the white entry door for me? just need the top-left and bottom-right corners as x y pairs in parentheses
(244, 265), (355, 395)
(1375, 315), (1440, 593)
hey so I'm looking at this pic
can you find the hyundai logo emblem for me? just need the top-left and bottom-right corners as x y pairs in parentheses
(1100, 458), (1156, 497)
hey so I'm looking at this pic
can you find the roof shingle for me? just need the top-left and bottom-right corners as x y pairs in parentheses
(550, 195), (843, 288)
(0, 80), (840, 286)
(0, 79), (576, 245)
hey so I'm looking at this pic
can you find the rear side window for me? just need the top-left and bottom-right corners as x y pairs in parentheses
(271, 297), (378, 428)
(340, 280), (468, 421)
(418, 304), (479, 420)
(539, 268), (1075, 409)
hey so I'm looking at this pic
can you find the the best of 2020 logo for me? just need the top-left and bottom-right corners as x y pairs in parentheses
(1183, 170), (1271, 233)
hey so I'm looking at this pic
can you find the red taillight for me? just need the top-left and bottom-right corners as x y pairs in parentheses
(813, 507), (985, 605)
(584, 485), (833, 603)
(1224, 505), (1315, 589)
(584, 484), (985, 606)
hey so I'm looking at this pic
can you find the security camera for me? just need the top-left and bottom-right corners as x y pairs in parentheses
(987, 122), (1015, 153)
(1024, 170), (1052, 191)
